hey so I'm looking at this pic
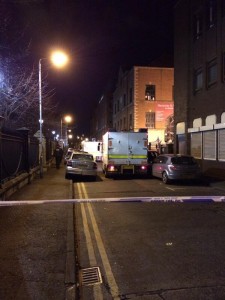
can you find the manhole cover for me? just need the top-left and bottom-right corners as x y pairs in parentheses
(80, 267), (102, 286)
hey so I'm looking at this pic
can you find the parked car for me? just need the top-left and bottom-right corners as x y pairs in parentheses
(64, 148), (74, 164)
(65, 151), (97, 180)
(152, 154), (201, 184)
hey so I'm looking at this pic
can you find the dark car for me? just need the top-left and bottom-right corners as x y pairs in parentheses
(152, 154), (201, 184)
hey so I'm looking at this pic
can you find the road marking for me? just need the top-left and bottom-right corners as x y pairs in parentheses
(78, 183), (120, 299)
(166, 187), (175, 191)
(78, 183), (103, 300)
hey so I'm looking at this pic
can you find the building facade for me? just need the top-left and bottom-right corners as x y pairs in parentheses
(90, 91), (113, 141)
(174, 0), (225, 176)
(113, 66), (174, 149)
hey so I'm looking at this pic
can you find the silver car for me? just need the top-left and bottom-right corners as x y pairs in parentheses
(65, 151), (97, 180)
(152, 154), (201, 184)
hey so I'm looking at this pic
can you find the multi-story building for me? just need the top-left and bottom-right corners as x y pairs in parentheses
(90, 91), (113, 141)
(113, 66), (174, 149)
(174, 0), (225, 177)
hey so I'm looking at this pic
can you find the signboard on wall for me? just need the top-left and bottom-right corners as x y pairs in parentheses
(155, 102), (174, 122)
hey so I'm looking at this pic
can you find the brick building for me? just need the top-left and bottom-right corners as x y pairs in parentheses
(174, 0), (225, 177)
(113, 66), (174, 149)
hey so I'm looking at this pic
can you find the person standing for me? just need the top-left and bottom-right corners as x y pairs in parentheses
(54, 144), (63, 169)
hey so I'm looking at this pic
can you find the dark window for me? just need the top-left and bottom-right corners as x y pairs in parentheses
(222, 0), (225, 17)
(222, 52), (225, 82)
(206, 0), (216, 29)
(129, 87), (132, 103)
(145, 112), (155, 128)
(171, 156), (197, 165)
(123, 94), (126, 107)
(129, 113), (133, 129)
(194, 67), (203, 92)
(145, 84), (155, 100)
(207, 59), (217, 87)
(193, 12), (203, 40)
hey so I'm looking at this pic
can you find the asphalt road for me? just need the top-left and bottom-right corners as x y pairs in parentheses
(1, 164), (225, 300)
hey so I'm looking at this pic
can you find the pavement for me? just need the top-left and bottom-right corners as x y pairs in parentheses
(210, 180), (225, 192)
(1, 163), (77, 300)
(1, 163), (225, 300)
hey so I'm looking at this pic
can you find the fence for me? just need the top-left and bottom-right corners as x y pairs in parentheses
(0, 126), (56, 199)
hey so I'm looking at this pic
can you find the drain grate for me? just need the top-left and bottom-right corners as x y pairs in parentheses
(80, 267), (102, 286)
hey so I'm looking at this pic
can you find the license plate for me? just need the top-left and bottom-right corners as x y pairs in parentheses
(123, 165), (134, 169)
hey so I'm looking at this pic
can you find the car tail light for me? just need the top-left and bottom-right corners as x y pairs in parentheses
(141, 165), (147, 170)
(108, 165), (115, 171)
(169, 165), (178, 170)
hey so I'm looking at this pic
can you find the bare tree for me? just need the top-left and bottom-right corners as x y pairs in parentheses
(0, 1), (58, 134)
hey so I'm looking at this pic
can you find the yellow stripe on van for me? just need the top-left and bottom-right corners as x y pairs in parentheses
(108, 154), (147, 159)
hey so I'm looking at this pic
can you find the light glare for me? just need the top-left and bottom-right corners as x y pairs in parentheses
(51, 51), (68, 68)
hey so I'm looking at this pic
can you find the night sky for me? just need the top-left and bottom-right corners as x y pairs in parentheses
(18, 0), (176, 135)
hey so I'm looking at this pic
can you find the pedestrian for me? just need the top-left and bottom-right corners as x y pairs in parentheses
(54, 144), (63, 169)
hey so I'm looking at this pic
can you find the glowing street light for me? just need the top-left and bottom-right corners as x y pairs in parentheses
(39, 50), (68, 178)
(50, 51), (69, 68)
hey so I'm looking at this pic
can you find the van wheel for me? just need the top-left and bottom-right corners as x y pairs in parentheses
(162, 172), (169, 184)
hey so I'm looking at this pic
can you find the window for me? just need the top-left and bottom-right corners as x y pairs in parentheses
(218, 129), (225, 161)
(129, 87), (132, 103)
(129, 113), (133, 129)
(222, 52), (225, 82)
(203, 131), (216, 160)
(193, 12), (203, 40)
(207, 59), (217, 87)
(194, 68), (203, 92)
(145, 112), (155, 128)
(206, 0), (216, 29)
(222, 0), (225, 17)
(191, 132), (202, 159)
(123, 94), (126, 107)
(145, 85), (155, 100)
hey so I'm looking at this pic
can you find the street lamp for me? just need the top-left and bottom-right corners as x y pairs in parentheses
(39, 50), (68, 178)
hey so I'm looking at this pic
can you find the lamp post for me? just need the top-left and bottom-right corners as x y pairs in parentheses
(38, 50), (68, 178)
(39, 58), (44, 178)
(64, 115), (72, 147)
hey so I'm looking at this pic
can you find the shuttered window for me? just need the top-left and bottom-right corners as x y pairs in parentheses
(191, 132), (202, 158)
(203, 131), (216, 160)
(218, 129), (225, 161)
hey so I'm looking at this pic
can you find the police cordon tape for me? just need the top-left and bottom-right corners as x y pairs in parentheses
(1, 196), (225, 206)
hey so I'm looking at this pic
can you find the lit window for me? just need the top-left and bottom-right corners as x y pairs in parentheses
(145, 112), (155, 128)
(145, 85), (155, 100)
